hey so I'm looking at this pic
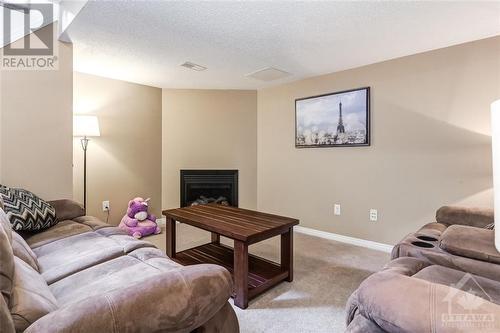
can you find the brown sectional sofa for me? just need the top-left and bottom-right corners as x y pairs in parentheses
(346, 206), (500, 332)
(0, 199), (239, 333)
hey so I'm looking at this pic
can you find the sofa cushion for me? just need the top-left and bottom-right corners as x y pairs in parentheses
(101, 232), (155, 253)
(73, 215), (113, 231)
(0, 186), (57, 231)
(31, 226), (157, 284)
(10, 257), (58, 332)
(33, 231), (126, 284)
(49, 248), (179, 306)
(11, 232), (39, 272)
(440, 224), (500, 264)
(23, 220), (93, 249)
(47, 199), (85, 222)
(0, 209), (14, 306)
(12, 232), (40, 272)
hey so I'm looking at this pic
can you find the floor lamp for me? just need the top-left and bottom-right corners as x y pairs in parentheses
(492, 100), (500, 252)
(73, 115), (101, 213)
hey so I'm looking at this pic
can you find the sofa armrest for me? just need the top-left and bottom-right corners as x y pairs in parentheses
(48, 199), (85, 221)
(355, 272), (500, 332)
(25, 264), (235, 333)
(346, 258), (429, 327)
(436, 206), (493, 228)
(192, 302), (239, 333)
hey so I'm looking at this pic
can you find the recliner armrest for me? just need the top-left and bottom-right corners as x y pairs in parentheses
(436, 206), (494, 228)
(355, 272), (500, 332)
(382, 257), (430, 276)
(440, 224), (500, 264)
(24, 264), (235, 333)
(48, 199), (85, 221)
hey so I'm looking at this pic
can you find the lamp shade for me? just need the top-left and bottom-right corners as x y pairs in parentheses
(73, 115), (100, 137)
(491, 99), (500, 251)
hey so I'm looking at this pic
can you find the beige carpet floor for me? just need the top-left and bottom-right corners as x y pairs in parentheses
(146, 224), (389, 333)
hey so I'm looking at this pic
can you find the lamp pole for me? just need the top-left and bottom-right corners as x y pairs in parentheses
(492, 99), (500, 252)
(80, 136), (89, 213)
(74, 115), (100, 214)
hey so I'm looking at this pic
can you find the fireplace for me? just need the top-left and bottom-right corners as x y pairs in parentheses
(180, 170), (238, 207)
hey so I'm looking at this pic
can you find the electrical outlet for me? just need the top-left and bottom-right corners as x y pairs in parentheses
(369, 209), (378, 222)
(334, 204), (341, 216)
(102, 200), (110, 212)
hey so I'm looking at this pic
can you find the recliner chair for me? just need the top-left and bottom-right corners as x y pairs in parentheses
(346, 205), (500, 332)
(346, 257), (500, 332)
(391, 206), (500, 280)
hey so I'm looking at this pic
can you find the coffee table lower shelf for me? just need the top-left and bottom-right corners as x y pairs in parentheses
(173, 242), (289, 300)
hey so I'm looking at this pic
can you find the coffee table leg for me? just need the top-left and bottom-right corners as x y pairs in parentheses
(166, 217), (176, 258)
(234, 240), (249, 309)
(281, 227), (293, 282)
(211, 233), (220, 244)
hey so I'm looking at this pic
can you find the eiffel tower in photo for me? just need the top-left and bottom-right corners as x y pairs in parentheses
(336, 101), (345, 134)
(334, 101), (345, 143)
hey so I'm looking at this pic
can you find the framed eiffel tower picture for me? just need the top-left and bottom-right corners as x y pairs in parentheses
(295, 87), (370, 148)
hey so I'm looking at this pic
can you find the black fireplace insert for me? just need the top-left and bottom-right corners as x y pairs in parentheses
(180, 170), (238, 207)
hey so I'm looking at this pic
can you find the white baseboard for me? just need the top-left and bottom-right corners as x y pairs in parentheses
(294, 226), (393, 253)
(156, 217), (180, 227)
(156, 217), (393, 253)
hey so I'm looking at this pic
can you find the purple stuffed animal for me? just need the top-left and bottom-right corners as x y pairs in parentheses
(119, 197), (161, 239)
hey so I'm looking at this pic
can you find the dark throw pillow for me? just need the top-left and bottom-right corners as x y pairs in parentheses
(0, 185), (57, 231)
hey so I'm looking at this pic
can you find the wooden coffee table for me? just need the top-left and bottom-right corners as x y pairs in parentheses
(162, 204), (299, 309)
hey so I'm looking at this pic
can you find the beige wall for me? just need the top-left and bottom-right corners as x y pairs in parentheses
(162, 89), (257, 210)
(258, 36), (500, 245)
(73, 72), (162, 224)
(0, 24), (73, 200)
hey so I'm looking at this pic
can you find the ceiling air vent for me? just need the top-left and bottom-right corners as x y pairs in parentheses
(246, 67), (291, 82)
(180, 61), (207, 71)
(0, 1), (31, 11)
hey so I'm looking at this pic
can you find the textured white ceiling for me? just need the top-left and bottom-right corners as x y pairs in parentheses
(67, 1), (500, 89)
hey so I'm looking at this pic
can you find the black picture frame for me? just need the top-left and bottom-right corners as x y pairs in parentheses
(295, 87), (370, 148)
